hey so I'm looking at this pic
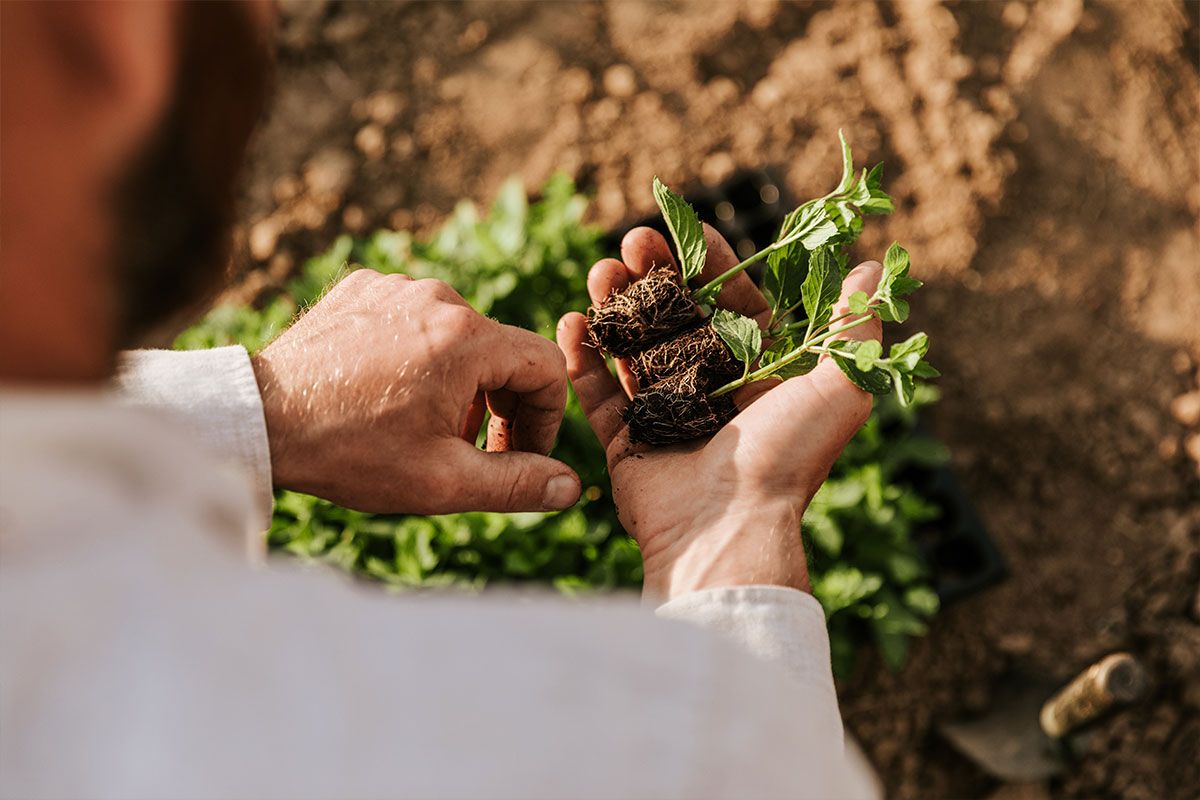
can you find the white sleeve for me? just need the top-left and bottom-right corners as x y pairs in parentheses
(114, 346), (274, 535)
(657, 585), (882, 798)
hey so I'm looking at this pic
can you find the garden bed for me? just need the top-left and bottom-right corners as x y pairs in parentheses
(223, 2), (1199, 797)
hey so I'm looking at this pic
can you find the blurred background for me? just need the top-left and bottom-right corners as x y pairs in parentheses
(194, 2), (1198, 798)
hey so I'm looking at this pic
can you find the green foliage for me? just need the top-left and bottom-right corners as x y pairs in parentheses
(703, 136), (934, 415)
(800, 247), (842, 331)
(710, 309), (762, 377)
(758, 336), (818, 379)
(806, 385), (947, 676)
(178, 173), (945, 674)
(652, 176), (707, 283)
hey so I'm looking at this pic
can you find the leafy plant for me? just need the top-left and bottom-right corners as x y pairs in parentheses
(653, 132), (935, 408)
(178, 173), (945, 676)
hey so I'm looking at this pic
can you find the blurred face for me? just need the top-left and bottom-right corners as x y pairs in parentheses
(113, 2), (274, 345)
(0, 2), (274, 381)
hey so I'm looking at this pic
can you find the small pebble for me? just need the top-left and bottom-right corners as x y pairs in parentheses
(342, 204), (367, 233)
(248, 217), (281, 262)
(1169, 391), (1200, 428)
(603, 64), (637, 98)
(355, 124), (387, 161)
(459, 19), (489, 51)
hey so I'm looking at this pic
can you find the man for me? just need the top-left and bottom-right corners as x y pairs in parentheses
(1, 3), (882, 797)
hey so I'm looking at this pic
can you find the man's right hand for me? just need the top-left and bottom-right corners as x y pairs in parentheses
(557, 226), (882, 602)
(252, 270), (581, 515)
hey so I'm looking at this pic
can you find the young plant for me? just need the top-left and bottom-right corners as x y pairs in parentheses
(586, 132), (934, 445)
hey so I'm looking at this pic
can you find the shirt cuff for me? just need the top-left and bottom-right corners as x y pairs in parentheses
(114, 347), (274, 548)
(656, 585), (844, 741)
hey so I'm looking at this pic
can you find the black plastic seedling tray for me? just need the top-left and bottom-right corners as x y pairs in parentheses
(604, 169), (1008, 604)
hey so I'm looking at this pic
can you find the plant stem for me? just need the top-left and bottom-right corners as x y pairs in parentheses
(709, 314), (874, 397)
(692, 247), (773, 304)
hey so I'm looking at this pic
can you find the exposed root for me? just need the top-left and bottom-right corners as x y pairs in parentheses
(624, 365), (737, 446)
(586, 265), (698, 356)
(627, 322), (741, 391)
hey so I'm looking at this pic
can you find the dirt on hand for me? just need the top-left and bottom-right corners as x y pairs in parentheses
(233, 2), (1200, 797)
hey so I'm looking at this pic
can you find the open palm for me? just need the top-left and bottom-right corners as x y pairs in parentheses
(556, 226), (883, 601)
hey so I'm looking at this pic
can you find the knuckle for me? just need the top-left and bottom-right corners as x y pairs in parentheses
(413, 278), (457, 301)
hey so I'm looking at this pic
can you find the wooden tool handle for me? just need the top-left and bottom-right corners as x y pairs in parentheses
(1039, 652), (1147, 738)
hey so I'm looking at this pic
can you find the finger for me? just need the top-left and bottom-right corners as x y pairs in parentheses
(621, 227), (675, 279)
(767, 260), (884, 447)
(584, 259), (639, 396)
(486, 415), (512, 451)
(460, 391), (486, 443)
(587, 258), (630, 306)
(731, 380), (775, 411)
(797, 259), (883, 442)
(485, 389), (516, 452)
(557, 312), (628, 449)
(824, 260), (884, 347)
(442, 440), (582, 512)
(476, 323), (569, 455)
(697, 223), (771, 328)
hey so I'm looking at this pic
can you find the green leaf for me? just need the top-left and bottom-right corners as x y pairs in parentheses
(904, 586), (940, 617)
(835, 129), (856, 193)
(711, 309), (762, 372)
(859, 163), (895, 215)
(848, 290), (871, 315)
(888, 333), (929, 371)
(912, 361), (941, 378)
(891, 367), (917, 407)
(831, 343), (893, 395)
(759, 336), (818, 379)
(764, 241), (808, 317)
(813, 565), (884, 616)
(892, 276), (923, 296)
(877, 298), (910, 323)
(804, 512), (844, 557)
(882, 242), (910, 281)
(854, 339), (883, 371)
(875, 242), (913, 322)
(652, 177), (707, 283)
(799, 217), (842, 250)
(801, 248), (842, 328)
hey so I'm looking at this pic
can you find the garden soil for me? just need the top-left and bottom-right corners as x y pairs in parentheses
(231, 2), (1200, 797)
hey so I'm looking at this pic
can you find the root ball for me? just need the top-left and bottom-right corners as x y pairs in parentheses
(628, 322), (741, 391)
(586, 266), (698, 356)
(624, 366), (737, 446)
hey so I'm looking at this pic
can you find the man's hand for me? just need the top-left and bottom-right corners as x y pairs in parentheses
(557, 225), (882, 602)
(253, 270), (580, 514)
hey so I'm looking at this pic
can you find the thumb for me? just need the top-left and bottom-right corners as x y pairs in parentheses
(744, 261), (883, 459)
(442, 439), (581, 513)
(805, 259), (885, 439)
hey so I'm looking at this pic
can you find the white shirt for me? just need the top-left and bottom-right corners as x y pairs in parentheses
(0, 346), (877, 799)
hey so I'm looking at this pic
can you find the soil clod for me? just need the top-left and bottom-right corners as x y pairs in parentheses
(586, 265), (697, 356)
(627, 322), (741, 391)
(624, 366), (737, 446)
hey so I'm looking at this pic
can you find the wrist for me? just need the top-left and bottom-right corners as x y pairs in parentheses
(640, 496), (810, 603)
(250, 350), (307, 493)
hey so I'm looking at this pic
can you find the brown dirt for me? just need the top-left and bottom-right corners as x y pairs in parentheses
(628, 322), (740, 392)
(626, 364), (738, 446)
(231, 2), (1200, 797)
(586, 264), (698, 356)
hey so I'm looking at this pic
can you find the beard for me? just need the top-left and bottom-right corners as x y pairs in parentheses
(111, 2), (273, 347)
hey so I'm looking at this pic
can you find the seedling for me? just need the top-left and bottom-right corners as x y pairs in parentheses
(586, 132), (935, 445)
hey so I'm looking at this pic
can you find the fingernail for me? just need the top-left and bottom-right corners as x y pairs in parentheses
(542, 475), (579, 510)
